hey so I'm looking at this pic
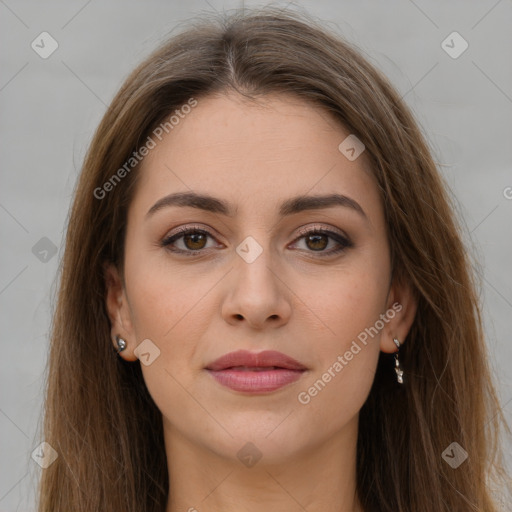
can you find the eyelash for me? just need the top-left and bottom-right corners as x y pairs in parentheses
(160, 225), (353, 258)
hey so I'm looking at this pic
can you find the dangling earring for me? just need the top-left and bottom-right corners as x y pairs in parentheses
(393, 338), (404, 384)
(115, 335), (127, 353)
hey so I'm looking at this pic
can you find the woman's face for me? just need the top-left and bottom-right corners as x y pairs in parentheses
(106, 92), (415, 464)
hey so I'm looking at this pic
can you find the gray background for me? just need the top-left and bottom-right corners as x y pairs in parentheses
(1, 0), (511, 510)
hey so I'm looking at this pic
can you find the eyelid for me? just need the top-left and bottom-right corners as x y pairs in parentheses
(162, 223), (223, 246)
(294, 223), (348, 239)
(165, 222), (348, 241)
(161, 223), (353, 256)
(165, 223), (222, 240)
(289, 225), (353, 254)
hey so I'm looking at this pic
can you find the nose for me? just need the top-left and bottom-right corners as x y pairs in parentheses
(221, 239), (292, 330)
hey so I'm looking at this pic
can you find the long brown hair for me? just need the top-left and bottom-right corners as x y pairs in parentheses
(38, 6), (510, 511)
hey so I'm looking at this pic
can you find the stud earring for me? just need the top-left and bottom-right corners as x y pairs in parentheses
(115, 335), (127, 353)
(393, 338), (404, 384)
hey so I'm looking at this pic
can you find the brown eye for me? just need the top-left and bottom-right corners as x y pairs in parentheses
(291, 228), (353, 256)
(162, 226), (353, 258)
(305, 233), (329, 251)
(161, 227), (217, 255)
(182, 232), (207, 250)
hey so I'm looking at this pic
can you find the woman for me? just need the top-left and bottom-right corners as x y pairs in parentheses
(37, 7), (510, 511)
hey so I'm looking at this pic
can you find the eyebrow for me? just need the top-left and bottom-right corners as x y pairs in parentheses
(146, 191), (368, 221)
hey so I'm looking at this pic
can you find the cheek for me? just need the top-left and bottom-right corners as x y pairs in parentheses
(292, 346), (379, 451)
(290, 256), (389, 413)
(292, 281), (384, 441)
(296, 254), (390, 348)
(124, 246), (204, 339)
(123, 254), (212, 420)
(123, 247), (219, 385)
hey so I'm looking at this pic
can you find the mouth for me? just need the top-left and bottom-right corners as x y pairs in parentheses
(223, 366), (286, 371)
(205, 350), (307, 393)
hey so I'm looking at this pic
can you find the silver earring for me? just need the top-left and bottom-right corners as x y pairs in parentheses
(393, 338), (404, 384)
(115, 335), (127, 353)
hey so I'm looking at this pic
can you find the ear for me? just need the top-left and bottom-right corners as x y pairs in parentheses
(379, 274), (418, 354)
(104, 263), (138, 361)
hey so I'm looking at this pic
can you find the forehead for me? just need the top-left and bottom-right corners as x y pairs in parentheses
(132, 92), (382, 223)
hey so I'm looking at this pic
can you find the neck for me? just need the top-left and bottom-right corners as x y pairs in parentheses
(164, 416), (363, 512)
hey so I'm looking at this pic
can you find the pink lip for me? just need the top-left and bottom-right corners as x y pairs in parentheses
(205, 350), (307, 393)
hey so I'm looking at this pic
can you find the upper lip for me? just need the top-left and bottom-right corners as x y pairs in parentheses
(205, 350), (307, 371)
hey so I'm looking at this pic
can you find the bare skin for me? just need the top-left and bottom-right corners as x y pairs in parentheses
(106, 92), (417, 512)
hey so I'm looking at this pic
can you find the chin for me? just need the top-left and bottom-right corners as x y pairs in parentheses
(203, 417), (316, 465)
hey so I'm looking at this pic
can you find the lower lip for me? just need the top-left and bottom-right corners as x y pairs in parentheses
(206, 368), (305, 393)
